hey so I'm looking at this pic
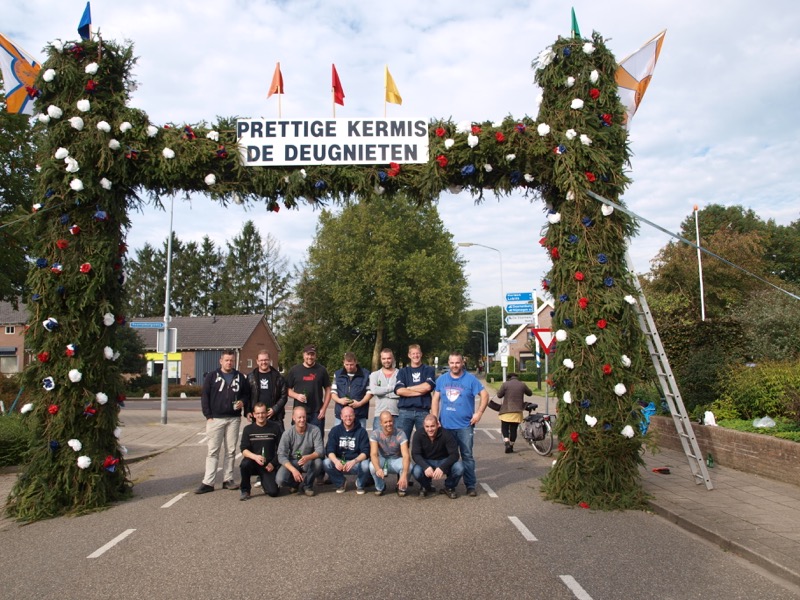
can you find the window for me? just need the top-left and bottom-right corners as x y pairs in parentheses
(4, 326), (14, 335)
(247, 359), (253, 368)
(0, 355), (18, 373)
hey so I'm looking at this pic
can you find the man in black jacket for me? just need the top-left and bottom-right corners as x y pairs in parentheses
(247, 350), (288, 432)
(196, 350), (251, 494)
(239, 403), (283, 500)
(411, 414), (464, 499)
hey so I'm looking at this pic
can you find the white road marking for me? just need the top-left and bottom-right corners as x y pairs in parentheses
(160, 493), (188, 508)
(480, 483), (498, 498)
(197, 436), (208, 445)
(559, 575), (594, 600)
(480, 428), (496, 440)
(508, 516), (537, 541)
(87, 528), (136, 558)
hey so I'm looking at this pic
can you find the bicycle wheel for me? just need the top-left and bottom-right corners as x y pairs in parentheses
(531, 420), (553, 456)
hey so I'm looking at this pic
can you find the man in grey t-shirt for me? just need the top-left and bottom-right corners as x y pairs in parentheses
(276, 406), (324, 496)
(363, 348), (399, 431)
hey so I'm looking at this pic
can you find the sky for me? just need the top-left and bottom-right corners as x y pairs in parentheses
(5, 1), (800, 318)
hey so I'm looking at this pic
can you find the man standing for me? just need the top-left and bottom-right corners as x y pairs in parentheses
(411, 414), (464, 499)
(286, 344), (332, 435)
(369, 410), (411, 496)
(364, 348), (399, 431)
(323, 405), (370, 494)
(276, 406), (324, 496)
(196, 350), (251, 494)
(331, 352), (370, 429)
(431, 352), (489, 497)
(247, 350), (288, 432)
(238, 403), (282, 500)
(394, 344), (436, 441)
(496, 372), (534, 453)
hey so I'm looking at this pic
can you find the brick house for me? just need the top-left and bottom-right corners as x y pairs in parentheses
(0, 301), (28, 376)
(506, 299), (554, 372)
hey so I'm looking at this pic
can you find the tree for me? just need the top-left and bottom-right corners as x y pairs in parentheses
(765, 219), (800, 286)
(125, 242), (165, 317)
(282, 196), (468, 370)
(263, 232), (292, 333)
(196, 236), (223, 315)
(218, 220), (265, 315)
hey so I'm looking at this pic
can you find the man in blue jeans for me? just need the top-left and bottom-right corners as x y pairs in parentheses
(411, 414), (464, 498)
(394, 344), (436, 442)
(431, 353), (489, 497)
(323, 406), (371, 494)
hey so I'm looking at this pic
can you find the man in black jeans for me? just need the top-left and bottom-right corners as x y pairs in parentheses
(239, 403), (283, 500)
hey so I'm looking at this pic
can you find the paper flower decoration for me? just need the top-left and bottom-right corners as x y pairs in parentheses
(103, 313), (115, 326)
(590, 69), (599, 83)
(96, 392), (108, 405)
(547, 211), (561, 224)
(602, 363), (612, 375)
(95, 121), (112, 134)
(566, 191), (576, 201)
(100, 178), (112, 190)
(505, 153), (516, 162)
(119, 121), (132, 133)
(563, 359), (575, 369)
(21, 403), (34, 414)
(570, 431), (579, 442)
(113, 427), (122, 439)
(108, 139), (120, 150)
(589, 88), (600, 100)
(555, 329), (568, 342)
(563, 318), (573, 328)
(461, 164), (475, 176)
(67, 439), (82, 451)
(563, 391), (572, 404)
(54, 147), (69, 159)
(574, 271), (584, 281)
(43, 377), (56, 391)
(77, 456), (92, 469)
(68, 369), (82, 383)
(70, 179), (84, 191)
(624, 295), (637, 305)
(536, 123), (551, 136)
(579, 134), (592, 146)
(621, 355), (632, 368)
(565, 76), (575, 87)
(66, 343), (77, 357)
(601, 204), (614, 216)
(443, 138), (455, 150)
(37, 351), (50, 363)
(47, 105), (63, 119)
(597, 319), (607, 329)
(564, 129), (577, 141)
(614, 383), (627, 396)
(455, 121), (471, 134)
(94, 209), (108, 221)
(79, 263), (92, 274)
(536, 47), (555, 68)
(37, 114), (50, 124)
(585, 415), (598, 427)
(83, 405), (97, 417)
(65, 157), (79, 173)
(203, 173), (217, 186)
(554, 144), (566, 155)
(621, 425), (635, 439)
(103, 455), (120, 472)
(69, 116), (84, 130)
(585, 334), (597, 346)
(374, 185), (385, 195)
(76, 99), (91, 112)
(495, 131), (505, 142)
(69, 224), (81, 235)
(570, 99), (584, 110)
(162, 147), (175, 159)
(35, 257), (48, 268)
(84, 62), (99, 74)
(467, 134), (479, 148)
(47, 404), (59, 415)
(483, 164), (492, 172)
(43, 317), (59, 331)
(583, 43), (595, 54)
(551, 247), (560, 259)
(43, 68), (56, 82)
(604, 277), (615, 287)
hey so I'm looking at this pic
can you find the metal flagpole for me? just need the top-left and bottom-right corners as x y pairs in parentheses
(694, 204), (706, 321)
(160, 194), (175, 425)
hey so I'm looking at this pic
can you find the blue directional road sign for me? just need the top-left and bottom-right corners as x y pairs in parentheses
(129, 321), (165, 329)
(506, 292), (533, 302)
(506, 303), (533, 314)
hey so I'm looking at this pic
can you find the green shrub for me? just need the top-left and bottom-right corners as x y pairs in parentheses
(0, 374), (23, 406)
(145, 384), (201, 397)
(717, 417), (800, 437)
(715, 362), (800, 420)
(0, 413), (34, 467)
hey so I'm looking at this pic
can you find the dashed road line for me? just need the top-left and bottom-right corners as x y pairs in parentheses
(87, 528), (136, 558)
(559, 575), (593, 600)
(480, 428), (497, 440)
(508, 516), (537, 541)
(160, 492), (188, 508)
(480, 483), (498, 498)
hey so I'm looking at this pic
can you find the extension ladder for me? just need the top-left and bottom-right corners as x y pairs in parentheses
(627, 253), (714, 490)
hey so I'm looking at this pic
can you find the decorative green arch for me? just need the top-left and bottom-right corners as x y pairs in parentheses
(7, 30), (649, 521)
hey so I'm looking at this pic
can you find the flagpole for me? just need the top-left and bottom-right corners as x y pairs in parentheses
(694, 204), (706, 321)
(278, 93), (282, 119)
(332, 88), (336, 118)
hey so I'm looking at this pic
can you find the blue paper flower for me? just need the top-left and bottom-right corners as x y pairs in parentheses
(45, 189), (55, 198)
(36, 258), (48, 268)
(314, 180), (327, 190)
(510, 170), (522, 184)
(56, 286), (65, 296)
(563, 47), (571, 57)
(461, 164), (476, 176)
(31, 293), (42, 302)
(603, 423), (612, 431)
(563, 318), (573, 328)
(581, 216), (594, 228)
(94, 209), (108, 221)
(604, 277), (615, 287)
(555, 144), (566, 155)
(49, 440), (60, 454)
(378, 171), (387, 182)
(580, 399), (591, 409)
(42, 377), (56, 391)
(559, 294), (569, 302)
(568, 234), (578, 244)
(598, 253), (608, 264)
(60, 214), (69, 225)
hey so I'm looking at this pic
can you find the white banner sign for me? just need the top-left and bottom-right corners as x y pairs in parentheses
(237, 117), (429, 166)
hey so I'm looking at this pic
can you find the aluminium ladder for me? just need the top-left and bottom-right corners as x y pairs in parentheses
(627, 252), (714, 490)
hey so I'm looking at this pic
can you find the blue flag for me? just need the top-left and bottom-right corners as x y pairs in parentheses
(78, 2), (92, 40)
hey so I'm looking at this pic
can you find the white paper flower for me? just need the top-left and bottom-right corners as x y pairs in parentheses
(35, 164), (42, 172)
(147, 125), (159, 137)
(100, 178), (112, 190)
(565, 128), (577, 140)
(614, 383), (627, 397)
(21, 403), (34, 414)
(96, 392), (109, 405)
(69, 178), (84, 191)
(467, 134), (479, 148)
(206, 130), (219, 141)
(38, 114), (51, 124)
(585, 334), (598, 346)
(621, 355), (632, 368)
(103, 346), (114, 360)
(76, 99), (91, 112)
(624, 295), (637, 305)
(68, 369), (83, 383)
(85, 62), (99, 75)
(570, 98), (584, 110)
(537, 123), (551, 136)
(162, 147), (175, 159)
(505, 153), (516, 162)
(103, 313), (115, 326)
(535, 94), (543, 108)
(120, 446), (128, 455)
(455, 120), (472, 134)
(113, 351), (120, 361)
(580, 134), (592, 146)
(374, 185), (385, 195)
(565, 76), (575, 88)
(447, 185), (464, 194)
(566, 191), (575, 201)
(555, 329), (568, 342)
(601, 204), (614, 216)
(299, 169), (307, 179)
(204, 173), (216, 186)
(563, 358), (575, 369)
(43, 69), (56, 82)
(113, 427), (122, 439)
(54, 147), (69, 159)
(621, 425), (635, 438)
(547, 211), (561, 224)
(552, 459), (557, 467)
(283, 176), (290, 184)
(51, 40), (64, 53)
(444, 138), (455, 149)
(524, 173), (534, 183)
(77, 456), (92, 469)
(563, 391), (573, 404)
(65, 157), (80, 173)
(582, 42), (595, 55)
(590, 69), (599, 83)
(536, 47), (555, 69)
(585, 415), (598, 427)
(108, 139), (120, 150)
(120, 121), (132, 133)
(483, 164), (492, 172)
(95, 121), (111, 133)
(69, 116), (84, 130)
(47, 105), (63, 119)
(68, 439), (82, 451)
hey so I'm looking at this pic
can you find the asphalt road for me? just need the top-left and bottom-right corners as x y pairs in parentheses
(1, 419), (797, 599)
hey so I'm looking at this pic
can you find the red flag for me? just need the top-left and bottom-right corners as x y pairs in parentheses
(267, 62), (283, 98)
(332, 64), (345, 106)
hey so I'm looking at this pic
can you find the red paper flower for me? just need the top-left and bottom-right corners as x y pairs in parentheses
(47, 404), (59, 415)
(545, 378), (554, 387)
(118, 243), (128, 255)
(602, 113), (612, 125)
(585, 172), (597, 182)
(56, 239), (69, 250)
(602, 363), (612, 375)
(471, 125), (481, 135)
(69, 224), (81, 236)
(65, 344), (77, 357)
(515, 123), (526, 133)
(83, 405), (97, 417)
(589, 88), (600, 100)
(550, 247), (560, 259)
(116, 315), (126, 325)
(558, 441), (566, 452)
(579, 501), (590, 509)
(85, 79), (97, 92)
(539, 236), (548, 247)
(117, 393), (127, 405)
(597, 319), (607, 329)
(435, 126), (446, 137)
(495, 132), (506, 143)
(216, 145), (228, 159)
(435, 155), (448, 168)
(79, 263), (92, 274)
(37, 351), (50, 363)
(578, 297), (589, 309)
(271, 204), (280, 213)
(387, 162), (401, 177)
(103, 455), (120, 469)
(570, 431), (579, 443)
(574, 271), (585, 281)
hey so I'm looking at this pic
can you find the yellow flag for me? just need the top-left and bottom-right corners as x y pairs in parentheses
(385, 65), (402, 105)
(615, 30), (666, 128)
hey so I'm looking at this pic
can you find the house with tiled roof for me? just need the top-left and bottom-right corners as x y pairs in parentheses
(0, 301), (28, 375)
(506, 299), (554, 372)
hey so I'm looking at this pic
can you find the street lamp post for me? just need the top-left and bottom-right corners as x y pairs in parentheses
(471, 330), (486, 376)
(470, 301), (489, 377)
(458, 242), (507, 382)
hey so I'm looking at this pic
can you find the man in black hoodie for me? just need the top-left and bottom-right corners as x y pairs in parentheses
(247, 350), (288, 432)
(411, 414), (464, 499)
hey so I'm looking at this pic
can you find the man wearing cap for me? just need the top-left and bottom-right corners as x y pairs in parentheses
(286, 344), (332, 435)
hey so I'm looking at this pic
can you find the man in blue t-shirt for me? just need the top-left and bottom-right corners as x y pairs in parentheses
(394, 344), (436, 441)
(431, 352), (489, 497)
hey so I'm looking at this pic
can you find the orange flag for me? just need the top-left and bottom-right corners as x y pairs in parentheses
(267, 62), (283, 98)
(332, 64), (345, 106)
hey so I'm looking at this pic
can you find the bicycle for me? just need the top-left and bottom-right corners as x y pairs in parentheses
(519, 402), (554, 456)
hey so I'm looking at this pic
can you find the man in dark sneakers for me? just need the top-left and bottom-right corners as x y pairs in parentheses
(238, 403), (282, 500)
(411, 414), (464, 499)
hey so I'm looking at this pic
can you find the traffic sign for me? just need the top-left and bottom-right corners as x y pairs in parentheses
(506, 303), (533, 314)
(129, 321), (165, 329)
(506, 292), (533, 302)
(532, 328), (555, 354)
(505, 315), (533, 325)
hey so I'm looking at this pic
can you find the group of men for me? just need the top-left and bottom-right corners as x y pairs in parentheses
(196, 344), (489, 500)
